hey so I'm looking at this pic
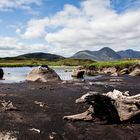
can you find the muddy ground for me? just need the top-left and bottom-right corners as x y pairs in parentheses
(0, 75), (140, 140)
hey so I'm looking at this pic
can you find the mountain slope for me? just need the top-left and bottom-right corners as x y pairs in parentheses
(118, 49), (140, 59)
(72, 47), (121, 61)
(15, 52), (64, 61)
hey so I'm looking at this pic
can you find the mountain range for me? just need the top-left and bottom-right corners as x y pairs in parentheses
(72, 47), (140, 61)
(2, 47), (140, 61)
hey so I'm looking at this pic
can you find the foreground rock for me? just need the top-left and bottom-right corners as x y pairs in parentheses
(26, 65), (61, 82)
(63, 90), (140, 123)
(0, 68), (4, 79)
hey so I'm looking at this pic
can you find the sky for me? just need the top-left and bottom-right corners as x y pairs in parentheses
(0, 0), (140, 57)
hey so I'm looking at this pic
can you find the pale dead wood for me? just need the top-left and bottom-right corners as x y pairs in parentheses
(63, 90), (140, 122)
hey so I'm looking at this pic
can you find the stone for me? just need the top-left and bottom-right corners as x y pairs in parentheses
(71, 68), (85, 78)
(119, 68), (129, 75)
(26, 65), (61, 82)
(0, 68), (4, 79)
(129, 68), (140, 76)
(102, 67), (117, 75)
(111, 72), (118, 76)
(86, 69), (97, 76)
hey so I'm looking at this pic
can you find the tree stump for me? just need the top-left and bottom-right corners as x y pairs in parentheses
(63, 90), (140, 123)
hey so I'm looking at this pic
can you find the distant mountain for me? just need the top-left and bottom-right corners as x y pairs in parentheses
(72, 47), (121, 61)
(11, 52), (64, 61)
(117, 49), (140, 59)
(2, 48), (140, 61)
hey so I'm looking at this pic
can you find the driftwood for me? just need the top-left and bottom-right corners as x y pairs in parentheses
(63, 90), (140, 122)
(0, 100), (18, 112)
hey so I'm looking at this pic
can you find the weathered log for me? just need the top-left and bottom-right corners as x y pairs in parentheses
(0, 100), (18, 111)
(63, 90), (140, 122)
(63, 106), (94, 121)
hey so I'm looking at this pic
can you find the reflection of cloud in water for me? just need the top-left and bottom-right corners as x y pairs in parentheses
(0, 67), (73, 83)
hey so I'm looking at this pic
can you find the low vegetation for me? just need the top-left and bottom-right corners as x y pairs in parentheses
(0, 58), (95, 67)
(0, 58), (139, 68)
(86, 59), (140, 69)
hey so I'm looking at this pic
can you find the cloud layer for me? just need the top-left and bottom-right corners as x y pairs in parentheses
(0, 0), (42, 11)
(21, 0), (140, 56)
(0, 36), (47, 57)
(0, 0), (140, 57)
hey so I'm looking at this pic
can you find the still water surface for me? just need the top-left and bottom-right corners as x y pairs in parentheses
(0, 67), (101, 83)
(1, 67), (73, 83)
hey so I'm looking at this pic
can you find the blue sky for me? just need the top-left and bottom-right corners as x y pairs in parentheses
(0, 0), (140, 57)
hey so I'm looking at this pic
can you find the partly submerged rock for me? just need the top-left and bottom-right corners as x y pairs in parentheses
(26, 65), (61, 82)
(0, 68), (4, 79)
(72, 67), (85, 78)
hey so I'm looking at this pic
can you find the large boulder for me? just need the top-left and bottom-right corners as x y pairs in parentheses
(26, 65), (61, 82)
(72, 67), (85, 78)
(0, 68), (4, 79)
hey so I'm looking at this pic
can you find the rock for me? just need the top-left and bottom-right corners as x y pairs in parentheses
(102, 67), (117, 75)
(63, 90), (140, 122)
(0, 68), (4, 79)
(26, 65), (61, 82)
(119, 68), (129, 75)
(110, 79), (123, 82)
(49, 132), (63, 140)
(111, 72), (118, 76)
(129, 67), (140, 76)
(86, 69), (97, 76)
(34, 101), (49, 108)
(71, 67), (85, 78)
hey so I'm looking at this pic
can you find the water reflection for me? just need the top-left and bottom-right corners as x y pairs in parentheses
(0, 67), (101, 83)
(1, 67), (73, 83)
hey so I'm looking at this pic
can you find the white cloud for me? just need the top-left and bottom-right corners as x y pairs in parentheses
(20, 0), (140, 56)
(18, 0), (140, 56)
(0, 36), (47, 57)
(22, 18), (49, 39)
(0, 0), (42, 11)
